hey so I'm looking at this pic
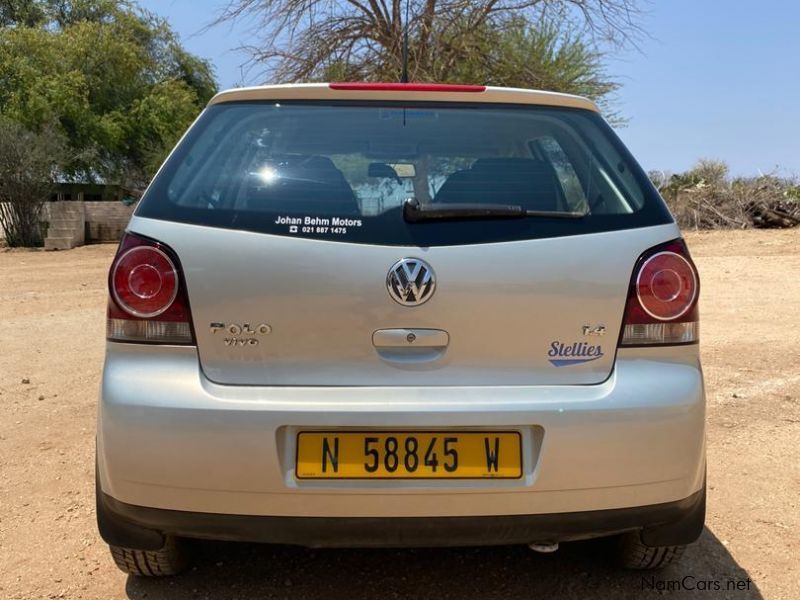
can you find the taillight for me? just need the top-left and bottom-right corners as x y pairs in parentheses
(107, 233), (195, 344)
(619, 239), (699, 346)
(329, 82), (486, 92)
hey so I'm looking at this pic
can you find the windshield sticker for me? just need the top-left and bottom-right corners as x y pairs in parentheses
(379, 109), (438, 121)
(548, 341), (604, 367)
(274, 215), (363, 236)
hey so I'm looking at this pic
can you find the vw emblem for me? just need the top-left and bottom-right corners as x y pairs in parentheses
(386, 258), (436, 306)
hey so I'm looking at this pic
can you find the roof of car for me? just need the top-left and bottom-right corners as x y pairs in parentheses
(208, 83), (599, 112)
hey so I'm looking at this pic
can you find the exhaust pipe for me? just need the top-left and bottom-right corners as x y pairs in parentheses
(528, 542), (559, 553)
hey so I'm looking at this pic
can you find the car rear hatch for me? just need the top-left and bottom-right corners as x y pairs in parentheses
(130, 84), (676, 386)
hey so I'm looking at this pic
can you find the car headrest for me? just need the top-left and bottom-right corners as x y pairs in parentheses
(246, 155), (359, 214)
(434, 158), (562, 211)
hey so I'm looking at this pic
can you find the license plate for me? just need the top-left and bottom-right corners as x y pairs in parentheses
(295, 431), (522, 479)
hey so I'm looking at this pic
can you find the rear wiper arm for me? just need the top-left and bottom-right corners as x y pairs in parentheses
(402, 198), (588, 223)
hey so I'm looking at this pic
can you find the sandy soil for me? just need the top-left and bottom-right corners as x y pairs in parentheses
(0, 229), (798, 599)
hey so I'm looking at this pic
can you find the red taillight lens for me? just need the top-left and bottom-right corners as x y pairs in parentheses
(112, 246), (178, 318)
(620, 239), (699, 346)
(636, 251), (697, 321)
(107, 233), (194, 344)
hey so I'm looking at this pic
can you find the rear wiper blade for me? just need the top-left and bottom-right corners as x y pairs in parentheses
(402, 198), (588, 223)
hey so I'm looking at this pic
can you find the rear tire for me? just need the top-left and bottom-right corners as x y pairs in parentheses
(616, 531), (686, 570)
(109, 536), (189, 576)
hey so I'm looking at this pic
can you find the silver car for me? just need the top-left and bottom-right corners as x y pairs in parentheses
(96, 83), (705, 576)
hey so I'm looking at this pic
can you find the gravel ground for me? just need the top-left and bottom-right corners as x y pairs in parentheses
(0, 229), (798, 599)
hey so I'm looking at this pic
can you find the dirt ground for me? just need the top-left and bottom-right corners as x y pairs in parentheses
(1, 229), (798, 599)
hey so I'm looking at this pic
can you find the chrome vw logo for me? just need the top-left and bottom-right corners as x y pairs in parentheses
(386, 258), (436, 306)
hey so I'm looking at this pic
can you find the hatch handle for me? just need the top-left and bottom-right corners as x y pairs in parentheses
(372, 328), (449, 349)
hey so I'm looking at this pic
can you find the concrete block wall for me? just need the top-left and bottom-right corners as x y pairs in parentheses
(84, 202), (136, 242)
(42, 201), (136, 249)
(1, 200), (135, 248)
(0, 200), (136, 250)
(44, 201), (86, 250)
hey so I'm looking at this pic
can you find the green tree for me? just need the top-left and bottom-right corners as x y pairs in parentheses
(448, 18), (621, 117)
(0, 0), (216, 186)
(213, 0), (642, 112)
(0, 0), (46, 27)
(0, 117), (67, 246)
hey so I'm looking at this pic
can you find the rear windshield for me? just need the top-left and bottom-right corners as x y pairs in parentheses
(137, 101), (672, 245)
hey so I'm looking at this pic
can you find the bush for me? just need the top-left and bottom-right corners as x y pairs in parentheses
(651, 160), (800, 230)
(0, 118), (67, 247)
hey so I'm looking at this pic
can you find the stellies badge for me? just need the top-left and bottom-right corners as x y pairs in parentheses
(547, 341), (605, 367)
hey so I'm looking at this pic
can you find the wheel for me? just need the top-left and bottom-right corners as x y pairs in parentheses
(616, 531), (686, 570)
(109, 536), (189, 576)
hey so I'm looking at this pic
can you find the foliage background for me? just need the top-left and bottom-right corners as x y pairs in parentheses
(0, 0), (217, 188)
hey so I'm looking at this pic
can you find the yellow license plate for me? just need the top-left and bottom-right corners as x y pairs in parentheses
(296, 431), (522, 479)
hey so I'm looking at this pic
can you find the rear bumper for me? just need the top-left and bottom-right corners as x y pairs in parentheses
(97, 343), (706, 520)
(97, 485), (705, 549)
